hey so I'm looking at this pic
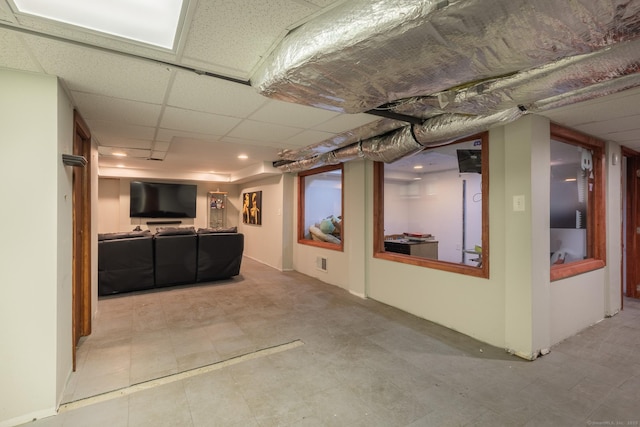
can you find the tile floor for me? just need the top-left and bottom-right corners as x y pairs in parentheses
(23, 257), (640, 426)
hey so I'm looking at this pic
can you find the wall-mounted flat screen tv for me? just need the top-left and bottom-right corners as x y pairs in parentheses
(130, 181), (197, 218)
(457, 149), (482, 174)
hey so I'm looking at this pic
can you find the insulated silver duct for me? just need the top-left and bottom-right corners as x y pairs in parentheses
(254, 0), (640, 114)
(276, 108), (524, 171)
(528, 72), (640, 113)
(262, 0), (640, 173)
(412, 108), (524, 146)
(277, 117), (405, 161)
(430, 39), (640, 116)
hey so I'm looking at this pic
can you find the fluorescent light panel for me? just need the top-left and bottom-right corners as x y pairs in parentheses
(13, 0), (184, 48)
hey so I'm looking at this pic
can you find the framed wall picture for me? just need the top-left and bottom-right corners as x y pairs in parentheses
(242, 190), (262, 225)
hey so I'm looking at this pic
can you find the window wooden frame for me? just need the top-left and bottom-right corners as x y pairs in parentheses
(373, 132), (489, 278)
(298, 163), (344, 252)
(550, 123), (606, 281)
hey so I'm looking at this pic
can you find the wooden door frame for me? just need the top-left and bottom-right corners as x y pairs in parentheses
(72, 110), (92, 370)
(622, 146), (640, 301)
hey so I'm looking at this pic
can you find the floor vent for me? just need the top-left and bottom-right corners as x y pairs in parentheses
(316, 256), (327, 272)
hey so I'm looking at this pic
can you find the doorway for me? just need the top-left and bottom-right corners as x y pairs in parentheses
(72, 110), (92, 370)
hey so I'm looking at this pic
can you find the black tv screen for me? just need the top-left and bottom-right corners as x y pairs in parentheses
(130, 181), (197, 218)
(457, 149), (482, 174)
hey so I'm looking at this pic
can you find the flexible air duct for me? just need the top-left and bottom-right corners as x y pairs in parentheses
(254, 0), (640, 114)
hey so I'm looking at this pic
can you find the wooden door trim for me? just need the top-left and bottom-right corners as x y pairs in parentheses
(72, 110), (91, 370)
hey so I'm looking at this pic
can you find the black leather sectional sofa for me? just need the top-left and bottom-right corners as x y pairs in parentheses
(98, 227), (244, 296)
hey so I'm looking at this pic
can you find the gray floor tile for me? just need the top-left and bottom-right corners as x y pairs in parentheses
(21, 258), (640, 427)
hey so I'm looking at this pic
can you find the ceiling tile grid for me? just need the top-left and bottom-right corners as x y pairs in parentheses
(23, 35), (173, 103)
(167, 70), (268, 117)
(226, 118), (306, 142)
(249, 99), (340, 128)
(72, 92), (163, 127)
(160, 106), (243, 135)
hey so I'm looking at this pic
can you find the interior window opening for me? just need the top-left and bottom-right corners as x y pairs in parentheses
(550, 139), (591, 263)
(298, 164), (344, 251)
(374, 133), (489, 278)
(549, 123), (605, 281)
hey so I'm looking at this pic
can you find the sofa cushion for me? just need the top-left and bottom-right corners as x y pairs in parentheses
(196, 233), (244, 282)
(155, 226), (196, 236)
(98, 230), (151, 241)
(197, 226), (237, 234)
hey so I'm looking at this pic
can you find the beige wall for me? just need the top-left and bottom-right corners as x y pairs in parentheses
(291, 114), (622, 358)
(0, 69), (74, 426)
(239, 175), (289, 271)
(96, 178), (239, 233)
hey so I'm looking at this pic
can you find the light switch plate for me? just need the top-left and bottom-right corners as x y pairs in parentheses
(513, 195), (525, 212)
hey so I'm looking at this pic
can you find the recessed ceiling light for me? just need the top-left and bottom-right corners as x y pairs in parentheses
(564, 178), (577, 182)
(12, 0), (184, 49)
(413, 165), (423, 169)
(238, 154), (248, 160)
(112, 152), (127, 157)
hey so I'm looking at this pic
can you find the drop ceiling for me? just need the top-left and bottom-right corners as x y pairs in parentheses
(1, 0), (639, 184)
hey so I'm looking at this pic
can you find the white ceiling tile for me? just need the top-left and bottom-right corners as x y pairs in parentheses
(162, 138), (280, 174)
(0, 2), (14, 22)
(155, 128), (220, 143)
(153, 141), (171, 151)
(160, 106), (242, 135)
(150, 151), (167, 160)
(95, 139), (152, 150)
(72, 92), (162, 127)
(181, 0), (316, 74)
(92, 134), (154, 149)
(23, 35), (172, 103)
(0, 29), (42, 72)
(88, 121), (156, 140)
(576, 114), (640, 137)
(227, 119), (304, 143)
(98, 146), (150, 158)
(313, 113), (380, 133)
(250, 99), (339, 128)
(167, 70), (268, 118)
(284, 129), (337, 147)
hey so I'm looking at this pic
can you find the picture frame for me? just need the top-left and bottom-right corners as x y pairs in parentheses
(242, 191), (262, 225)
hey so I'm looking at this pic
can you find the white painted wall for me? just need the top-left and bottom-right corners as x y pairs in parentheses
(0, 69), (73, 426)
(290, 115), (621, 357)
(239, 175), (287, 270)
(55, 82), (74, 409)
(97, 178), (120, 233)
(550, 270), (606, 344)
(549, 141), (622, 344)
(292, 161), (366, 293)
(368, 129), (508, 348)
